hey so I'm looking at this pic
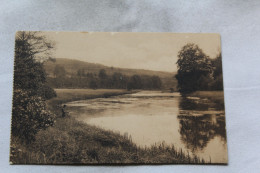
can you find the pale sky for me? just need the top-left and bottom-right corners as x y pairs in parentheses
(44, 32), (221, 72)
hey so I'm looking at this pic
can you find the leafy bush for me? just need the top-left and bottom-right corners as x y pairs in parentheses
(11, 89), (54, 143)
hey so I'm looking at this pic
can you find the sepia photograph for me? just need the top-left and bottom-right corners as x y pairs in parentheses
(10, 32), (227, 164)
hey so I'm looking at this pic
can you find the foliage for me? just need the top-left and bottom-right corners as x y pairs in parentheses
(150, 76), (162, 89)
(15, 31), (55, 61)
(12, 31), (56, 143)
(14, 48), (45, 92)
(44, 58), (177, 90)
(12, 89), (54, 143)
(127, 75), (143, 90)
(77, 68), (85, 78)
(110, 72), (128, 89)
(89, 79), (98, 89)
(47, 68), (163, 90)
(209, 53), (224, 90)
(37, 84), (57, 100)
(175, 43), (223, 93)
(98, 69), (107, 79)
(14, 31), (56, 95)
(98, 69), (108, 88)
(54, 65), (66, 78)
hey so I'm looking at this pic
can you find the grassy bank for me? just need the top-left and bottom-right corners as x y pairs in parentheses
(11, 89), (206, 164)
(11, 116), (204, 164)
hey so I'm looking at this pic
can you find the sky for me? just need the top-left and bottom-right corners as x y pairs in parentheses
(44, 32), (221, 72)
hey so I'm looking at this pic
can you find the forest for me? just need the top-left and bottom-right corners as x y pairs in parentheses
(47, 67), (163, 90)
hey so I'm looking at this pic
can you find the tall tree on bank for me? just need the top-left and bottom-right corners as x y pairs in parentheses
(12, 31), (56, 143)
(14, 31), (56, 97)
(175, 43), (213, 94)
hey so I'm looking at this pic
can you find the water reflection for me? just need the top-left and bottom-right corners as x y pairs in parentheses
(178, 96), (226, 152)
(179, 96), (224, 111)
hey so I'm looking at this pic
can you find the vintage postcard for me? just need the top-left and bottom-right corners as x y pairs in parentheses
(10, 32), (227, 164)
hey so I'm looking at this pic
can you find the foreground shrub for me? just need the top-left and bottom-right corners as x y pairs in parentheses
(11, 89), (54, 144)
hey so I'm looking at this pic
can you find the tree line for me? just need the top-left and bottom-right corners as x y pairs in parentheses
(47, 67), (163, 90)
(175, 43), (223, 94)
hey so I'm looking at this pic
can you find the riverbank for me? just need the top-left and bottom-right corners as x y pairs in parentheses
(11, 89), (206, 164)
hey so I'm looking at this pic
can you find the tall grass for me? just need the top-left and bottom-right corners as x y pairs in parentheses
(10, 116), (206, 164)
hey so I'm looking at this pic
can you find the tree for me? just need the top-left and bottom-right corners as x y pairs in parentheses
(127, 75), (143, 90)
(209, 53), (223, 90)
(14, 31), (56, 94)
(98, 69), (107, 79)
(53, 65), (66, 87)
(98, 69), (107, 88)
(211, 53), (223, 79)
(15, 31), (55, 62)
(86, 72), (94, 78)
(112, 72), (127, 89)
(89, 79), (98, 89)
(54, 65), (66, 78)
(151, 76), (162, 89)
(12, 31), (55, 143)
(175, 43), (213, 93)
(77, 68), (85, 78)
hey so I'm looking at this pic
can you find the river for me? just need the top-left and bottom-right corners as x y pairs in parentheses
(66, 90), (227, 163)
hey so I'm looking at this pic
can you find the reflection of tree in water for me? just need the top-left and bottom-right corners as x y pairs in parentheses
(179, 97), (210, 111)
(179, 97), (224, 111)
(178, 97), (226, 152)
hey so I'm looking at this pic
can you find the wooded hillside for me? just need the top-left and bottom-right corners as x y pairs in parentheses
(44, 58), (177, 90)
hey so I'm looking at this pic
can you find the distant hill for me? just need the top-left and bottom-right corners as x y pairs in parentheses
(44, 58), (177, 89)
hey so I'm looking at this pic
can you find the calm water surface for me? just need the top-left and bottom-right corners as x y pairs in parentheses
(66, 91), (227, 163)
